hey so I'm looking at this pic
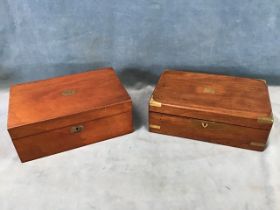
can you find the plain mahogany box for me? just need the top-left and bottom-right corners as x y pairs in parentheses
(149, 70), (274, 151)
(7, 67), (133, 162)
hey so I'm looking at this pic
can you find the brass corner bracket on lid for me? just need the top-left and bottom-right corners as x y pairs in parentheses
(257, 115), (274, 124)
(149, 96), (162, 107)
(258, 79), (267, 84)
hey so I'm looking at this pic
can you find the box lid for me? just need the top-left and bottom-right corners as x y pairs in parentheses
(8, 67), (132, 139)
(149, 70), (273, 130)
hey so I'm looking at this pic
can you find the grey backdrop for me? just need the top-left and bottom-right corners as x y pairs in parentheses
(1, 0), (280, 84)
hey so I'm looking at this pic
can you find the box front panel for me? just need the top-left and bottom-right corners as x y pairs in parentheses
(9, 101), (132, 139)
(149, 112), (270, 151)
(13, 111), (133, 162)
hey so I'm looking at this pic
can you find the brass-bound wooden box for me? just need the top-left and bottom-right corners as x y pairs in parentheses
(149, 70), (273, 151)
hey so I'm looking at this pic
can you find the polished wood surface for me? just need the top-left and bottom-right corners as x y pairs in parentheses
(149, 70), (273, 151)
(150, 112), (269, 151)
(9, 102), (131, 139)
(8, 67), (133, 162)
(14, 112), (133, 162)
(151, 70), (273, 130)
(8, 67), (130, 130)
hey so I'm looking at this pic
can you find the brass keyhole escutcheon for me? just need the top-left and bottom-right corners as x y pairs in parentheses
(70, 125), (84, 133)
(201, 122), (208, 128)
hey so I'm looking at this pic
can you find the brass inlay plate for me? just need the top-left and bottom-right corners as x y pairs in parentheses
(62, 89), (76, 96)
(149, 124), (160, 129)
(203, 87), (215, 94)
(149, 96), (162, 107)
(250, 142), (265, 147)
(257, 115), (274, 124)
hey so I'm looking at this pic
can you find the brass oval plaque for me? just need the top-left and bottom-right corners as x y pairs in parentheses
(62, 89), (76, 96)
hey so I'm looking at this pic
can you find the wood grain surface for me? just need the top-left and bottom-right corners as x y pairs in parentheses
(150, 70), (273, 130)
(7, 67), (133, 162)
(14, 112), (133, 162)
(149, 112), (269, 151)
(149, 70), (273, 151)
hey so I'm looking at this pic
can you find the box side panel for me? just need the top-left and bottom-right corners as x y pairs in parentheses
(149, 112), (271, 151)
(13, 111), (133, 162)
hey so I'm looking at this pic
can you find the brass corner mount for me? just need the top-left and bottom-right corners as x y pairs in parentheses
(149, 96), (162, 107)
(257, 115), (274, 124)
